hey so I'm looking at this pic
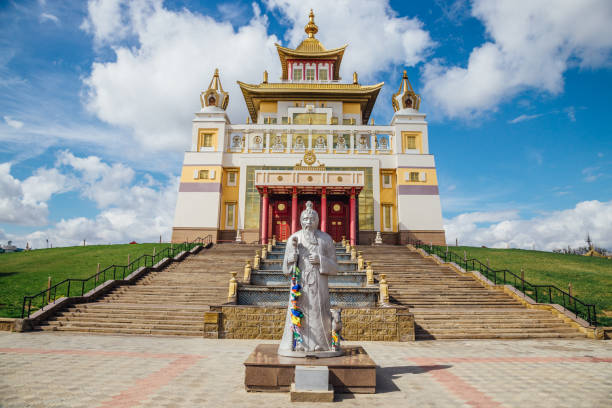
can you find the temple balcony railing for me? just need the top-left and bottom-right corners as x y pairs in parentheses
(223, 124), (395, 155)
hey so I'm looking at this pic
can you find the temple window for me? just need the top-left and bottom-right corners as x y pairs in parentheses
(382, 204), (393, 231)
(405, 135), (417, 149)
(199, 169), (209, 179)
(225, 203), (236, 229)
(330, 116), (338, 125)
(342, 118), (356, 125)
(201, 134), (213, 148)
(293, 69), (302, 81)
(319, 69), (328, 81)
(227, 172), (237, 186)
(382, 174), (392, 188)
(306, 68), (315, 80)
(409, 172), (419, 182)
(281, 116), (289, 124)
(263, 117), (277, 124)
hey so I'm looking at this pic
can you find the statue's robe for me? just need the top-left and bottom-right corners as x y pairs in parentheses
(279, 229), (338, 353)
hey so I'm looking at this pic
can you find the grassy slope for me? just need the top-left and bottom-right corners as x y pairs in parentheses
(454, 246), (612, 326)
(0, 244), (162, 318)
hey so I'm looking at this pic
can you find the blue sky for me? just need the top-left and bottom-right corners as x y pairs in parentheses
(1, 0), (611, 250)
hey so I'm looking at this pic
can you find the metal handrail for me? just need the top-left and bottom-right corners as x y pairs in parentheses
(21, 236), (213, 318)
(407, 239), (598, 326)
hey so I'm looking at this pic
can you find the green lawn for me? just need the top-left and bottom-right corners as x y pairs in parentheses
(0, 243), (163, 318)
(448, 246), (612, 326)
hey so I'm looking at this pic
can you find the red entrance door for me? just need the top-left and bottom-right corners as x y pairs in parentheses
(327, 200), (348, 242)
(272, 200), (291, 241)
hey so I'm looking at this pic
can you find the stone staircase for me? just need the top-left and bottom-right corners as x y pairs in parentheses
(33, 242), (586, 340)
(358, 245), (586, 340)
(34, 244), (257, 336)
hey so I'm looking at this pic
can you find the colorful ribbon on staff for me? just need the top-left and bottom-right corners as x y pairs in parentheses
(291, 264), (303, 349)
(331, 331), (339, 349)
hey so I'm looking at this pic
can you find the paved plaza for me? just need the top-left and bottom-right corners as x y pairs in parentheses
(0, 332), (610, 407)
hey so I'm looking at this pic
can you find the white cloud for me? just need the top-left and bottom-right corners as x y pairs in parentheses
(21, 167), (75, 203)
(0, 163), (53, 226)
(265, 0), (435, 80)
(3, 116), (24, 129)
(444, 200), (612, 250)
(581, 166), (603, 183)
(508, 113), (542, 124)
(81, 0), (129, 45)
(423, 0), (612, 118)
(57, 150), (135, 208)
(26, 177), (178, 248)
(39, 12), (59, 24)
(4, 151), (179, 248)
(82, 0), (279, 152)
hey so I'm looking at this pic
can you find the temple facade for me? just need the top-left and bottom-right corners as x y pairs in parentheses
(172, 11), (445, 246)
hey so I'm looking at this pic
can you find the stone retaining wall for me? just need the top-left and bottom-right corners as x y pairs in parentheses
(204, 305), (414, 341)
(0, 318), (16, 332)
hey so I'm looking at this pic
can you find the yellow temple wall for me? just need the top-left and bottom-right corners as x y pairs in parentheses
(397, 168), (438, 186)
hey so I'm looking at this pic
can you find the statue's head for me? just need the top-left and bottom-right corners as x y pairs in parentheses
(300, 201), (319, 231)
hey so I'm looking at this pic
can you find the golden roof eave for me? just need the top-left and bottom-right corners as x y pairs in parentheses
(275, 43), (348, 80)
(238, 81), (384, 124)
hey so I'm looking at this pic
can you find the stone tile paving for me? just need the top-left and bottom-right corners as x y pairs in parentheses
(0, 332), (610, 407)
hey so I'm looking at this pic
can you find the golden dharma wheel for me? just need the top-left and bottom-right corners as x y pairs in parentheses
(303, 150), (316, 165)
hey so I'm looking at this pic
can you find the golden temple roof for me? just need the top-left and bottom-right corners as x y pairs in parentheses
(237, 81), (384, 124)
(275, 10), (347, 80)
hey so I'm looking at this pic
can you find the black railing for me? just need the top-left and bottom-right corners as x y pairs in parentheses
(407, 239), (598, 326)
(21, 236), (213, 319)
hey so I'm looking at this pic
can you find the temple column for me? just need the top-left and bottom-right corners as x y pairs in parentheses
(291, 186), (298, 233)
(321, 187), (327, 233)
(349, 187), (356, 246)
(261, 187), (269, 244)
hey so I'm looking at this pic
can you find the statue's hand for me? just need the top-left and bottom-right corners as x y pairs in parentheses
(308, 254), (320, 264)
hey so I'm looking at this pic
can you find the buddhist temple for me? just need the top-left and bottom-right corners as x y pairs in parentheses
(172, 10), (445, 246)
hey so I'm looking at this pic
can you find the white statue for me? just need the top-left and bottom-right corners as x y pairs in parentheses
(357, 135), (369, 151)
(294, 135), (305, 150)
(278, 201), (341, 357)
(272, 135), (284, 150)
(314, 136), (326, 150)
(336, 135), (347, 151)
(230, 134), (242, 149)
(252, 135), (263, 150)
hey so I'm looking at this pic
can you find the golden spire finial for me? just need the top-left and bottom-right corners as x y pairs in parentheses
(305, 9), (318, 38)
(201, 68), (229, 110)
(392, 69), (420, 112)
(208, 68), (224, 92)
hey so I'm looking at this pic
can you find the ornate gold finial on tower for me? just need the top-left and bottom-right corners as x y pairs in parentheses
(305, 9), (318, 38)
(353, 72), (358, 84)
(201, 68), (229, 110)
(263, 70), (268, 84)
(392, 70), (420, 112)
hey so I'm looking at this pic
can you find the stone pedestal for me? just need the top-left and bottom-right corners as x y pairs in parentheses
(244, 344), (376, 394)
